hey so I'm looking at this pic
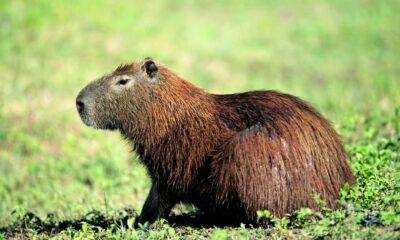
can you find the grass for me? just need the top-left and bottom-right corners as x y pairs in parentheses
(0, 0), (399, 239)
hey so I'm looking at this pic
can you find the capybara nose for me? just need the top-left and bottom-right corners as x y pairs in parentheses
(76, 97), (85, 113)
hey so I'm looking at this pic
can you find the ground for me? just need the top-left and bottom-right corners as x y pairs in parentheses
(0, 0), (399, 239)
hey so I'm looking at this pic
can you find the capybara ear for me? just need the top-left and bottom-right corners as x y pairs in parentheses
(142, 57), (158, 78)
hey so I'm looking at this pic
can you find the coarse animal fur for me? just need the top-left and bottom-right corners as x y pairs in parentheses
(76, 57), (355, 227)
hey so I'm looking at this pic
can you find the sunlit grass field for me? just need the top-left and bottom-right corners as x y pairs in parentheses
(0, 0), (399, 239)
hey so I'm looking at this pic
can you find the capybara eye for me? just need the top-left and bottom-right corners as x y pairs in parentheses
(117, 78), (130, 85)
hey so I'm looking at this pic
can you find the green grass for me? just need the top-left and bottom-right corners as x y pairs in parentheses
(0, 0), (399, 239)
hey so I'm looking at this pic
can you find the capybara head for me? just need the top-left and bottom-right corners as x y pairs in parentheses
(76, 57), (160, 130)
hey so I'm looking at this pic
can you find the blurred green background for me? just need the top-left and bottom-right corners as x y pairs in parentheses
(0, 0), (399, 228)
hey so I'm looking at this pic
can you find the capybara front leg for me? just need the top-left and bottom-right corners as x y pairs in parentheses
(134, 183), (174, 228)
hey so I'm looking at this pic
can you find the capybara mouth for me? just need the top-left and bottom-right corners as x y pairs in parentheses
(77, 111), (92, 127)
(76, 104), (117, 130)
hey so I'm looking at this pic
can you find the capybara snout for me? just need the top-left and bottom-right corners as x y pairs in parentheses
(76, 83), (100, 128)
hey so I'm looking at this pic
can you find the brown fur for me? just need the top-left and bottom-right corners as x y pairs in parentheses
(76, 58), (355, 226)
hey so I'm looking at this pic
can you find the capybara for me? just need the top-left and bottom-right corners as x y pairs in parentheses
(76, 57), (355, 227)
